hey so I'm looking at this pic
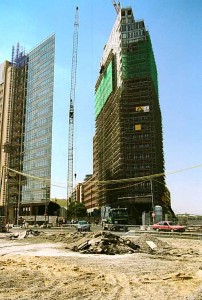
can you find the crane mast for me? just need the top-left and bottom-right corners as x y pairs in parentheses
(67, 7), (79, 200)
(112, 0), (121, 14)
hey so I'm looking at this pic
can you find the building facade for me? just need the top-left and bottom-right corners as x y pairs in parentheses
(82, 174), (98, 214)
(0, 61), (11, 215)
(0, 35), (55, 224)
(94, 7), (173, 223)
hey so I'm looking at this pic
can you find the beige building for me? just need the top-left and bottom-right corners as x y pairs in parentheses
(0, 61), (11, 214)
(82, 174), (98, 214)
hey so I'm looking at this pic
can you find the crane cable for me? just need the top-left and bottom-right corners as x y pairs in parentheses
(95, 163), (202, 185)
(6, 163), (202, 190)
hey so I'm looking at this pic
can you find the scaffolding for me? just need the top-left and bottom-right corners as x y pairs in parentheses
(3, 44), (27, 222)
(94, 8), (172, 223)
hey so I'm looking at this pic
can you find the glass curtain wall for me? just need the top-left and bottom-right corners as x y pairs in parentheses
(22, 34), (55, 205)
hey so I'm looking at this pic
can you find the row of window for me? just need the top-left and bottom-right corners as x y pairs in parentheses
(121, 21), (144, 30)
(134, 154), (151, 159)
(27, 97), (52, 113)
(30, 40), (52, 52)
(28, 105), (51, 118)
(24, 127), (50, 142)
(24, 137), (51, 149)
(25, 116), (51, 131)
(27, 67), (53, 85)
(23, 180), (44, 190)
(24, 148), (49, 161)
(29, 50), (53, 65)
(122, 37), (146, 45)
(122, 29), (145, 39)
(121, 17), (133, 24)
(29, 41), (54, 61)
(26, 106), (51, 122)
(23, 158), (50, 169)
(31, 57), (54, 71)
(26, 87), (52, 102)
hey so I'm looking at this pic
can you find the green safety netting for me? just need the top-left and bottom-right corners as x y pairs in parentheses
(95, 61), (113, 119)
(122, 33), (158, 96)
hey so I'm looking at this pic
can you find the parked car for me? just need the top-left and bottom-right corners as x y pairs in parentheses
(152, 221), (186, 232)
(76, 220), (91, 232)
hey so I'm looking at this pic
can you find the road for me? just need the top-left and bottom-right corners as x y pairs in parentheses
(8, 224), (202, 240)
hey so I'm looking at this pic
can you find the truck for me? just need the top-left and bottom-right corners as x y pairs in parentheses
(101, 206), (129, 231)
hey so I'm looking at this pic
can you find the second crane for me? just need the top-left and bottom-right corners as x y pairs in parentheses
(67, 7), (79, 200)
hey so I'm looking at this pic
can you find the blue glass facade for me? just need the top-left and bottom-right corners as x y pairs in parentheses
(22, 34), (55, 204)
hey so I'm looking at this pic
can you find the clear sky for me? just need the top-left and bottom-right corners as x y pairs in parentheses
(0, 0), (202, 214)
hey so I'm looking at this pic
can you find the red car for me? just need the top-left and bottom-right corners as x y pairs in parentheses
(152, 221), (186, 232)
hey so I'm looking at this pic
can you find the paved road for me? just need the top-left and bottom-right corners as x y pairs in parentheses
(3, 224), (201, 240)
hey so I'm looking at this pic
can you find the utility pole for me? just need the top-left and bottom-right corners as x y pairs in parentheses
(67, 7), (79, 204)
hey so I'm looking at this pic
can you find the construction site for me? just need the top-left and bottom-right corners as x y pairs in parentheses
(0, 226), (202, 299)
(0, 1), (201, 300)
(0, 2), (182, 226)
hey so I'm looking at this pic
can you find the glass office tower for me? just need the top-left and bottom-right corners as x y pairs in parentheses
(0, 35), (55, 223)
(22, 35), (55, 214)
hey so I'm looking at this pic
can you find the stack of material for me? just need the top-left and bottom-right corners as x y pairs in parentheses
(71, 231), (140, 255)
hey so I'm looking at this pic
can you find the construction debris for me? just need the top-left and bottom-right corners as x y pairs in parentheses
(146, 240), (157, 250)
(6, 230), (173, 255)
(71, 231), (140, 254)
(134, 233), (170, 253)
(9, 229), (40, 240)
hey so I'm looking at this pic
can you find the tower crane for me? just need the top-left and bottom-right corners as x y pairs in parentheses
(67, 7), (79, 201)
(112, 0), (121, 14)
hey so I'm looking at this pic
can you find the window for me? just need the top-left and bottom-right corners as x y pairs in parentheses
(121, 25), (127, 32)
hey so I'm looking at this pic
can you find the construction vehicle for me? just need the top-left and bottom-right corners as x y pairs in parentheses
(101, 206), (129, 231)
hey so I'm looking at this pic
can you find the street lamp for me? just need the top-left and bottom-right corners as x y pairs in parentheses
(7, 171), (21, 226)
(42, 185), (48, 225)
(150, 179), (155, 223)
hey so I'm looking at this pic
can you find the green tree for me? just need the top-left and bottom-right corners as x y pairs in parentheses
(68, 202), (87, 219)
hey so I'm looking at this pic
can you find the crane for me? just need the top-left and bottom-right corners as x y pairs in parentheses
(112, 0), (121, 14)
(67, 7), (79, 201)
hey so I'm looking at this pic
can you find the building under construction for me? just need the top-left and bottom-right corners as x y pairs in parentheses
(0, 35), (55, 224)
(94, 6), (173, 223)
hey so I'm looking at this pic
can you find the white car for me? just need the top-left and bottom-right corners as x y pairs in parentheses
(76, 220), (91, 232)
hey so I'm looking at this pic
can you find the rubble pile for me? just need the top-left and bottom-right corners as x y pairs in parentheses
(134, 233), (171, 253)
(42, 231), (94, 244)
(70, 231), (140, 255)
(9, 229), (40, 240)
(7, 230), (173, 255)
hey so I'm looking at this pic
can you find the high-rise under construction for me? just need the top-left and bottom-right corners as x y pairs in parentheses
(94, 6), (173, 223)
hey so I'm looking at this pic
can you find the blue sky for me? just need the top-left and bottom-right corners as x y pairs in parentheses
(0, 0), (202, 214)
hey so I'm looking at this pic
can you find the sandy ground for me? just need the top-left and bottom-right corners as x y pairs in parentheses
(0, 230), (202, 300)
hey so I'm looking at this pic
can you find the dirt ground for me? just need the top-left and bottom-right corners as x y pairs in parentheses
(0, 230), (202, 300)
